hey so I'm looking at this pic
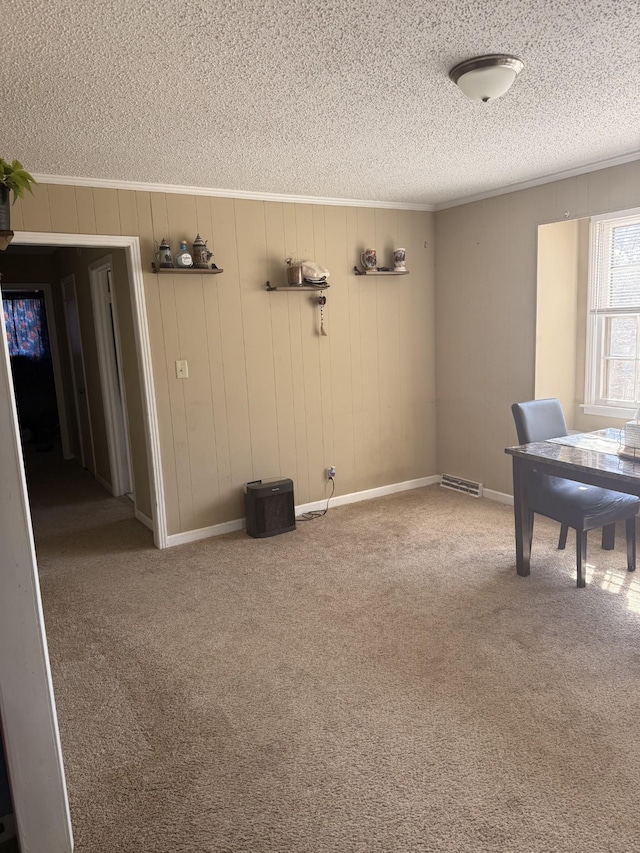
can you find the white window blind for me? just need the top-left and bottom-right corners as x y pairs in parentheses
(591, 215), (640, 312)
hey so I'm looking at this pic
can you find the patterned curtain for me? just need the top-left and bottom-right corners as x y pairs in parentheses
(3, 295), (51, 359)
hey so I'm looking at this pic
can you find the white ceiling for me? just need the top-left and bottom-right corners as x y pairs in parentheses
(4, 0), (640, 208)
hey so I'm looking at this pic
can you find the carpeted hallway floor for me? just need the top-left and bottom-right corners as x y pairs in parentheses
(27, 454), (640, 852)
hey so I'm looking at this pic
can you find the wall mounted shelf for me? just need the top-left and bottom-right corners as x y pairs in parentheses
(265, 281), (330, 291)
(353, 266), (409, 276)
(152, 263), (223, 275)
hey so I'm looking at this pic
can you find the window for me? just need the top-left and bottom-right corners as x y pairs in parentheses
(586, 209), (640, 416)
(2, 294), (50, 360)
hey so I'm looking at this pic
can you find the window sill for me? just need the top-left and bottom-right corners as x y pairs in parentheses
(581, 404), (636, 420)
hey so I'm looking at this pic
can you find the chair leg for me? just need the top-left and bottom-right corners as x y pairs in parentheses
(558, 523), (568, 550)
(626, 516), (636, 573)
(602, 523), (616, 551)
(576, 530), (587, 588)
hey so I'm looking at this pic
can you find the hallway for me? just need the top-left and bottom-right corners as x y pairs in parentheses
(25, 447), (150, 561)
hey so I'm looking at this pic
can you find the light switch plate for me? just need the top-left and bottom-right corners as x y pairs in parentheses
(175, 359), (189, 379)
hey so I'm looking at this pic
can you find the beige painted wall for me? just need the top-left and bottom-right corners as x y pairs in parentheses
(535, 219), (579, 427)
(435, 160), (640, 495)
(11, 186), (436, 534)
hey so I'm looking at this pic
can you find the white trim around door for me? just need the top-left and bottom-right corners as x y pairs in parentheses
(11, 232), (167, 548)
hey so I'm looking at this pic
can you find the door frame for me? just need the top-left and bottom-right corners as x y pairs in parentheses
(88, 255), (133, 497)
(1, 281), (73, 459)
(12, 231), (167, 546)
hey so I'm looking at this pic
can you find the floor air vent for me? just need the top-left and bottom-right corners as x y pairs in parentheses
(440, 473), (483, 498)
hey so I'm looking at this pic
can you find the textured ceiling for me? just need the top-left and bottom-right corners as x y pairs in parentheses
(3, 0), (640, 206)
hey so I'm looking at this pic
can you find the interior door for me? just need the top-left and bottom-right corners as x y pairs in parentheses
(61, 274), (94, 473)
(89, 259), (132, 496)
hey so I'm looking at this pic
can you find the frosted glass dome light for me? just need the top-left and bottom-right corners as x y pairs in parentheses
(449, 55), (524, 103)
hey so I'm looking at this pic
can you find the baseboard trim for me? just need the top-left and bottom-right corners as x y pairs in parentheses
(135, 508), (154, 530)
(95, 473), (112, 493)
(296, 475), (441, 515)
(165, 475), (440, 547)
(483, 488), (514, 506)
(166, 517), (245, 547)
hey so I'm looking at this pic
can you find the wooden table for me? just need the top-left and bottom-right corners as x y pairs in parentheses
(505, 428), (640, 577)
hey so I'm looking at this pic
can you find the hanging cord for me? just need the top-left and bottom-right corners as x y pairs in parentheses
(318, 294), (327, 336)
(297, 477), (335, 521)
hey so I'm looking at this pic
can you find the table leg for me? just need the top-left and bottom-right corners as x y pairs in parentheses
(512, 457), (531, 577)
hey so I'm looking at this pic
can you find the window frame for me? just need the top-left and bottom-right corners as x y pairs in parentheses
(584, 206), (640, 419)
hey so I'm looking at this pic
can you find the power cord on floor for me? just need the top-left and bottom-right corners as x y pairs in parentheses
(297, 477), (335, 521)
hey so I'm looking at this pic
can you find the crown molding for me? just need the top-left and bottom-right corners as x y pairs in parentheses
(32, 173), (434, 212)
(32, 150), (640, 214)
(433, 150), (640, 211)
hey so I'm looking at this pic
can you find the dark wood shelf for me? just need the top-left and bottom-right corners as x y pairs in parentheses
(266, 281), (329, 291)
(152, 263), (223, 275)
(353, 266), (409, 276)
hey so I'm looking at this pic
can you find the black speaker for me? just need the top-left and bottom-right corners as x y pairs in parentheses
(244, 478), (296, 538)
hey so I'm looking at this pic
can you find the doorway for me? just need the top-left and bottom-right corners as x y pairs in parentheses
(0, 231), (169, 548)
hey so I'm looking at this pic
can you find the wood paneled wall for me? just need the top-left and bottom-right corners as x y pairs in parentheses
(12, 186), (435, 534)
(435, 160), (640, 496)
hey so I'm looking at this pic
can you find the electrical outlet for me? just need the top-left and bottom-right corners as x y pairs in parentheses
(327, 466), (336, 480)
(175, 359), (189, 379)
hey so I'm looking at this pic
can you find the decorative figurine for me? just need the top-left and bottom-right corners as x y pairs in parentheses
(192, 234), (214, 269)
(361, 248), (377, 270)
(157, 237), (173, 268)
(286, 257), (304, 285)
(393, 248), (406, 271)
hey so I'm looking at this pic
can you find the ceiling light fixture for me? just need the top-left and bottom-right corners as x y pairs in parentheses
(449, 54), (524, 103)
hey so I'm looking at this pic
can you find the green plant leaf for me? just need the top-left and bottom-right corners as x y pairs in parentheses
(0, 156), (37, 203)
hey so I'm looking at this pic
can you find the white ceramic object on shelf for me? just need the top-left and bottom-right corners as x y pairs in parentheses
(361, 248), (376, 270)
(393, 248), (406, 271)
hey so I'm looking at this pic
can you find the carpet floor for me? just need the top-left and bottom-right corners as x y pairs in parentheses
(28, 454), (640, 852)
